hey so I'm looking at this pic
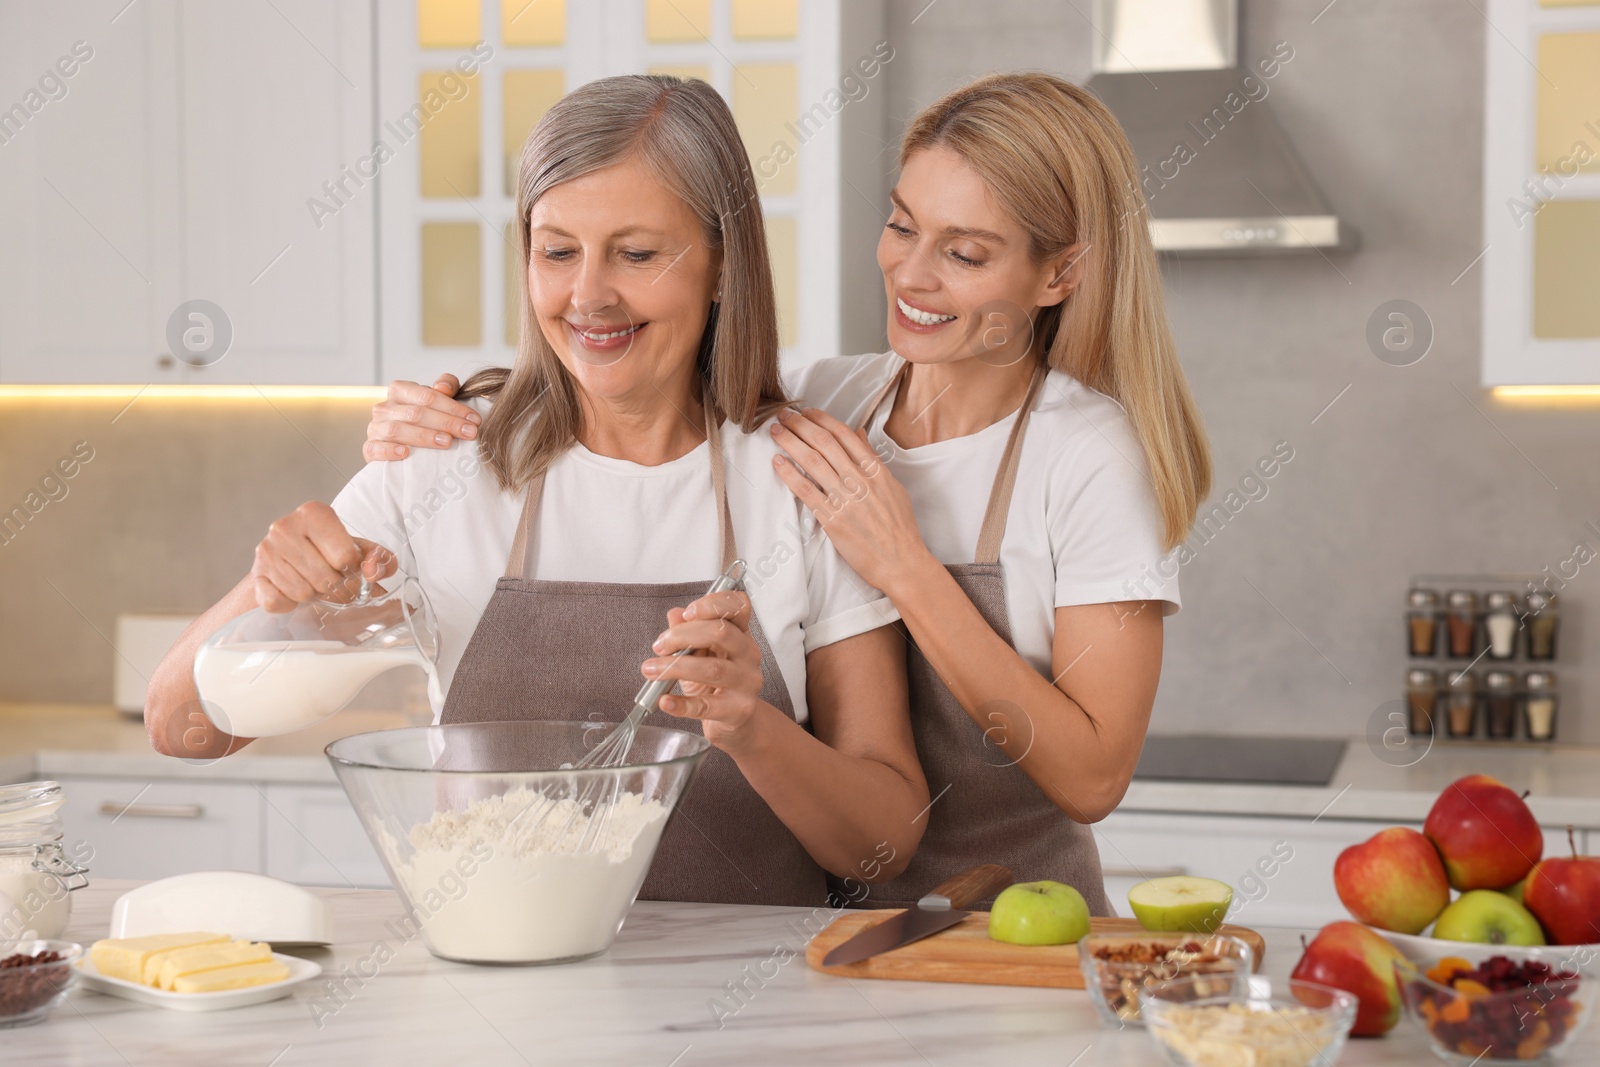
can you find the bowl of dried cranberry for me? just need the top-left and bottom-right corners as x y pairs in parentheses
(0, 941), (82, 1028)
(1395, 950), (1594, 1065)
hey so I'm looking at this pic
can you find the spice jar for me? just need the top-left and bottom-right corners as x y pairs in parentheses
(1523, 671), (1558, 742)
(1483, 592), (1519, 661)
(1405, 668), (1439, 735)
(1445, 591), (1479, 659)
(1483, 670), (1518, 740)
(1407, 589), (1440, 657)
(1524, 592), (1559, 661)
(1444, 670), (1478, 739)
(0, 782), (89, 941)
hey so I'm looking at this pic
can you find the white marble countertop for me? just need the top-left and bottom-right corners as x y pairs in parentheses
(16, 879), (1581, 1066)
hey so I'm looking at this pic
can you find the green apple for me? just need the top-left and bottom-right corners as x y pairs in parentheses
(987, 881), (1091, 946)
(1498, 876), (1528, 906)
(1129, 876), (1234, 935)
(1431, 889), (1546, 946)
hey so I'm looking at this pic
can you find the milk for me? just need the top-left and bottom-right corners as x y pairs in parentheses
(195, 641), (433, 737)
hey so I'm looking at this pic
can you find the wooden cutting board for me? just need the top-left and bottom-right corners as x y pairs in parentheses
(806, 914), (1267, 989)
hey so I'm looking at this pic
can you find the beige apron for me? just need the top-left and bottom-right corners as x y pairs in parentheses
(847, 360), (1113, 915)
(440, 403), (827, 907)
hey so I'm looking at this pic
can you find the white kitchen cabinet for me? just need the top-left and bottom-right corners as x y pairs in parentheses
(0, 1), (183, 384)
(262, 783), (390, 889)
(54, 776), (263, 882)
(0, 0), (376, 385)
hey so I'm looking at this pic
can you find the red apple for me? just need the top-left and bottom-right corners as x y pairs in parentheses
(1334, 827), (1450, 935)
(1524, 826), (1600, 946)
(1290, 920), (1406, 1036)
(1423, 774), (1543, 891)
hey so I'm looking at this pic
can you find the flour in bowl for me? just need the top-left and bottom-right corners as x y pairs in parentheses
(395, 787), (670, 963)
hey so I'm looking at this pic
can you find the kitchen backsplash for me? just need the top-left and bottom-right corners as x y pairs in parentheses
(1, 0), (1596, 743)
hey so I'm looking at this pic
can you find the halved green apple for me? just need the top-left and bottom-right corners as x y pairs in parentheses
(1128, 876), (1233, 934)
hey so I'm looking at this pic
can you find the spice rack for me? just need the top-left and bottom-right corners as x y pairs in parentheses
(1404, 574), (1562, 744)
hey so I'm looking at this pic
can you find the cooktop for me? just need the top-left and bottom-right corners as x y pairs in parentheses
(1132, 735), (1348, 787)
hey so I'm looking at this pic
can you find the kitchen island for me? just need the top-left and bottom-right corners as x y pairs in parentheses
(12, 880), (1594, 1065)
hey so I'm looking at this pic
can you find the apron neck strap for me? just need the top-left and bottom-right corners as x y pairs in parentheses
(705, 401), (737, 571)
(505, 398), (736, 579)
(855, 357), (1048, 567)
(853, 358), (911, 432)
(974, 362), (1048, 565)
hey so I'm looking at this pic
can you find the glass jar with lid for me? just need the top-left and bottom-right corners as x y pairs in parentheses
(1444, 670), (1478, 739)
(1483, 592), (1519, 661)
(1524, 592), (1559, 661)
(1445, 591), (1479, 659)
(0, 781), (90, 941)
(1405, 668), (1439, 735)
(1406, 589), (1440, 657)
(1483, 670), (1518, 739)
(1524, 671), (1558, 741)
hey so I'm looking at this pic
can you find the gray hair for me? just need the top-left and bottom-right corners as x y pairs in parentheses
(459, 74), (787, 491)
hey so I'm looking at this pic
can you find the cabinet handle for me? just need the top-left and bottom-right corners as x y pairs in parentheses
(1100, 865), (1188, 879)
(100, 801), (204, 819)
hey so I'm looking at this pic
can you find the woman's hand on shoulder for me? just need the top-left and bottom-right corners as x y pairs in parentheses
(251, 501), (397, 612)
(645, 590), (768, 751)
(364, 375), (478, 461)
(769, 407), (934, 596)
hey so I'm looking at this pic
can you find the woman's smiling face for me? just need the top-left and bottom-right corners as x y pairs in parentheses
(877, 145), (1071, 367)
(527, 155), (720, 402)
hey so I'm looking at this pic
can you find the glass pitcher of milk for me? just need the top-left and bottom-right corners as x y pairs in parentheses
(193, 576), (440, 737)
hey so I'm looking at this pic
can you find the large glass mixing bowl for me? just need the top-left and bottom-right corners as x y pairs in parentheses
(326, 721), (710, 965)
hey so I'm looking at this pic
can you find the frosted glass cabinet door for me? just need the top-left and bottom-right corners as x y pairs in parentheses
(0, 0), (184, 384)
(0, 0), (377, 386)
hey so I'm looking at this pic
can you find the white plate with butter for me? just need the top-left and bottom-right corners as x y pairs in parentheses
(76, 953), (322, 1012)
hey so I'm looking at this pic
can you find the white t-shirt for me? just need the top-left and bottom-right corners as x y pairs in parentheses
(787, 351), (1179, 680)
(331, 398), (898, 723)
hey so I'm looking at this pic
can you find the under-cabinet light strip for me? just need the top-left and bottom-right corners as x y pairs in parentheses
(0, 385), (388, 400)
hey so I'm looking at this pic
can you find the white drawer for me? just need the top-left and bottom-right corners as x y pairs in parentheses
(55, 777), (262, 881)
(262, 784), (390, 888)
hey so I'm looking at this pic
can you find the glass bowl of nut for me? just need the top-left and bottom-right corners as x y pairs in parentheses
(1077, 932), (1255, 1028)
(1142, 976), (1357, 1067)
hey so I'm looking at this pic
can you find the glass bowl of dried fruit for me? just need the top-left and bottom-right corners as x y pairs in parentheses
(1078, 933), (1255, 1028)
(0, 940), (81, 1027)
(1395, 951), (1594, 1065)
(1142, 977), (1356, 1067)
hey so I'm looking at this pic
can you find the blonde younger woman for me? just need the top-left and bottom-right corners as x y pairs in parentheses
(365, 73), (1211, 912)
(148, 75), (928, 909)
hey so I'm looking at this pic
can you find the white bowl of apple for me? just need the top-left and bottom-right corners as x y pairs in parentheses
(1334, 775), (1600, 964)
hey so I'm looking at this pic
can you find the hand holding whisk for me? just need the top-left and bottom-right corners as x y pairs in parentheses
(578, 558), (748, 769)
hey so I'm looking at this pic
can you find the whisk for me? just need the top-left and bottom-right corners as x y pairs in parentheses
(579, 558), (748, 770)
(507, 559), (748, 853)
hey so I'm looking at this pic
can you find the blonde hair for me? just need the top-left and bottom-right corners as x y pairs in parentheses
(901, 72), (1212, 549)
(460, 74), (787, 490)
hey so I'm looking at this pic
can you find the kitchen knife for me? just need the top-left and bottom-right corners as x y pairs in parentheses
(821, 864), (1014, 967)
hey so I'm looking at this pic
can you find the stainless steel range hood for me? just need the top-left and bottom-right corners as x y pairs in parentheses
(1087, 0), (1356, 255)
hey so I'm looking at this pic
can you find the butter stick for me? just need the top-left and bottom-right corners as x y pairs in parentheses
(172, 958), (291, 993)
(90, 933), (228, 984)
(156, 941), (274, 990)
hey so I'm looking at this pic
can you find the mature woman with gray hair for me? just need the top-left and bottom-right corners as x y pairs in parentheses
(145, 75), (929, 908)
